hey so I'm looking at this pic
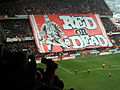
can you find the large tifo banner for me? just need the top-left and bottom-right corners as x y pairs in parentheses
(29, 14), (113, 53)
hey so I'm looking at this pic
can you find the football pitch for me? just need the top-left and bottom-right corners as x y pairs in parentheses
(37, 53), (120, 90)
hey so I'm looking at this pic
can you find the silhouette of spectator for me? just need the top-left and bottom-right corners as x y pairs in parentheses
(68, 88), (75, 90)
(53, 75), (64, 89)
(0, 43), (4, 57)
(27, 54), (37, 78)
(41, 58), (58, 84)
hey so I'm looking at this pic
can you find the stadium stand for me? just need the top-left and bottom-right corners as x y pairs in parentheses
(0, 0), (120, 89)
(0, 0), (112, 15)
(0, 19), (33, 38)
(101, 17), (119, 33)
(100, 17), (120, 47)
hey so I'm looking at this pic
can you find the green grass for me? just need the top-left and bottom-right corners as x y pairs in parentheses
(37, 53), (120, 90)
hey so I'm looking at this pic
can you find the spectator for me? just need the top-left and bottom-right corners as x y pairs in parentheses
(0, 0), (113, 15)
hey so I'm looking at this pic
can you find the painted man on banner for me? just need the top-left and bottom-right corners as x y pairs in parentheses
(39, 15), (71, 53)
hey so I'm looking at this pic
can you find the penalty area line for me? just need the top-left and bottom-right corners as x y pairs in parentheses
(58, 66), (74, 74)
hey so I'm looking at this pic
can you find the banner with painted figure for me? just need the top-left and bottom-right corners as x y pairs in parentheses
(29, 14), (113, 53)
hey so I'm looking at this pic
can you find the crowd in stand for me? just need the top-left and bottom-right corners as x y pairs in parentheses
(0, 19), (33, 38)
(100, 17), (120, 46)
(101, 17), (119, 32)
(6, 41), (39, 56)
(0, 19), (39, 57)
(0, 0), (113, 15)
(110, 35), (120, 46)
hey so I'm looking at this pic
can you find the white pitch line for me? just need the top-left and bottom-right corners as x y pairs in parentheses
(58, 66), (73, 74)
(109, 68), (120, 70)
(74, 59), (120, 68)
(78, 68), (103, 74)
(111, 64), (120, 67)
(58, 64), (120, 74)
(78, 66), (120, 74)
(74, 59), (102, 63)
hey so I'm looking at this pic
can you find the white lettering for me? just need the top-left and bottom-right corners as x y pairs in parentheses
(95, 35), (108, 46)
(69, 36), (84, 49)
(69, 35), (109, 49)
(59, 15), (97, 30)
